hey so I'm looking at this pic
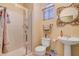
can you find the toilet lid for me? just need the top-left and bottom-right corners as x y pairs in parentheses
(35, 46), (46, 52)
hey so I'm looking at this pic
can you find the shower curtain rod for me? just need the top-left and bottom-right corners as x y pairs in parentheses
(0, 6), (6, 9)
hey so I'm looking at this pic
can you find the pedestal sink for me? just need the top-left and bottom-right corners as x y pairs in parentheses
(59, 36), (79, 56)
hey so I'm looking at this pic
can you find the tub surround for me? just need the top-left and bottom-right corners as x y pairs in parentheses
(1, 47), (26, 56)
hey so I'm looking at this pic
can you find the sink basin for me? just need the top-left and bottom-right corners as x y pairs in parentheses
(60, 36), (79, 45)
(58, 36), (79, 56)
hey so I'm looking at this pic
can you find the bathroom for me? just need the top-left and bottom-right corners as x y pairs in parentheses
(0, 3), (79, 56)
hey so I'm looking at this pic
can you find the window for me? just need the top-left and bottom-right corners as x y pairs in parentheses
(43, 4), (55, 20)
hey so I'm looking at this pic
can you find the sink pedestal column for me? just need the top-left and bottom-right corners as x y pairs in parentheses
(64, 45), (71, 56)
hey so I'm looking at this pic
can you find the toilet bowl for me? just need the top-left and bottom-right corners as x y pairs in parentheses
(35, 46), (46, 56)
(35, 38), (51, 56)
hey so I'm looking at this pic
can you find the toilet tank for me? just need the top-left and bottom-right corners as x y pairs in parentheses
(41, 38), (51, 47)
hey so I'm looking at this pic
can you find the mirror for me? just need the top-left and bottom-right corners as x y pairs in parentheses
(60, 7), (78, 22)
(60, 15), (73, 22)
(57, 3), (79, 27)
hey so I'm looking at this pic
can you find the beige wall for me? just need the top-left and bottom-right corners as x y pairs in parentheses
(0, 4), (28, 54)
(33, 3), (79, 56)
(32, 4), (43, 51)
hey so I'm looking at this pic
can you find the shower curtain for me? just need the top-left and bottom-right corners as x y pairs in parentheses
(2, 8), (9, 53)
(0, 7), (9, 54)
(0, 7), (4, 54)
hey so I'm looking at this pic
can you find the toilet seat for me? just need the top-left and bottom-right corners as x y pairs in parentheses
(35, 46), (46, 52)
(35, 46), (46, 56)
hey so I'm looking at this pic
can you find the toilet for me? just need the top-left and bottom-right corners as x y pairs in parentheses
(35, 37), (51, 56)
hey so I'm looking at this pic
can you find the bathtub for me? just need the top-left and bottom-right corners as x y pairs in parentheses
(1, 47), (26, 56)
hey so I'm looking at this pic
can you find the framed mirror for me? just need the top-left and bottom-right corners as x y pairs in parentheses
(57, 3), (79, 27)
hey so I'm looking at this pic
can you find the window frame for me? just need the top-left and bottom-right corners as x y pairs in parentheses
(42, 4), (55, 20)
